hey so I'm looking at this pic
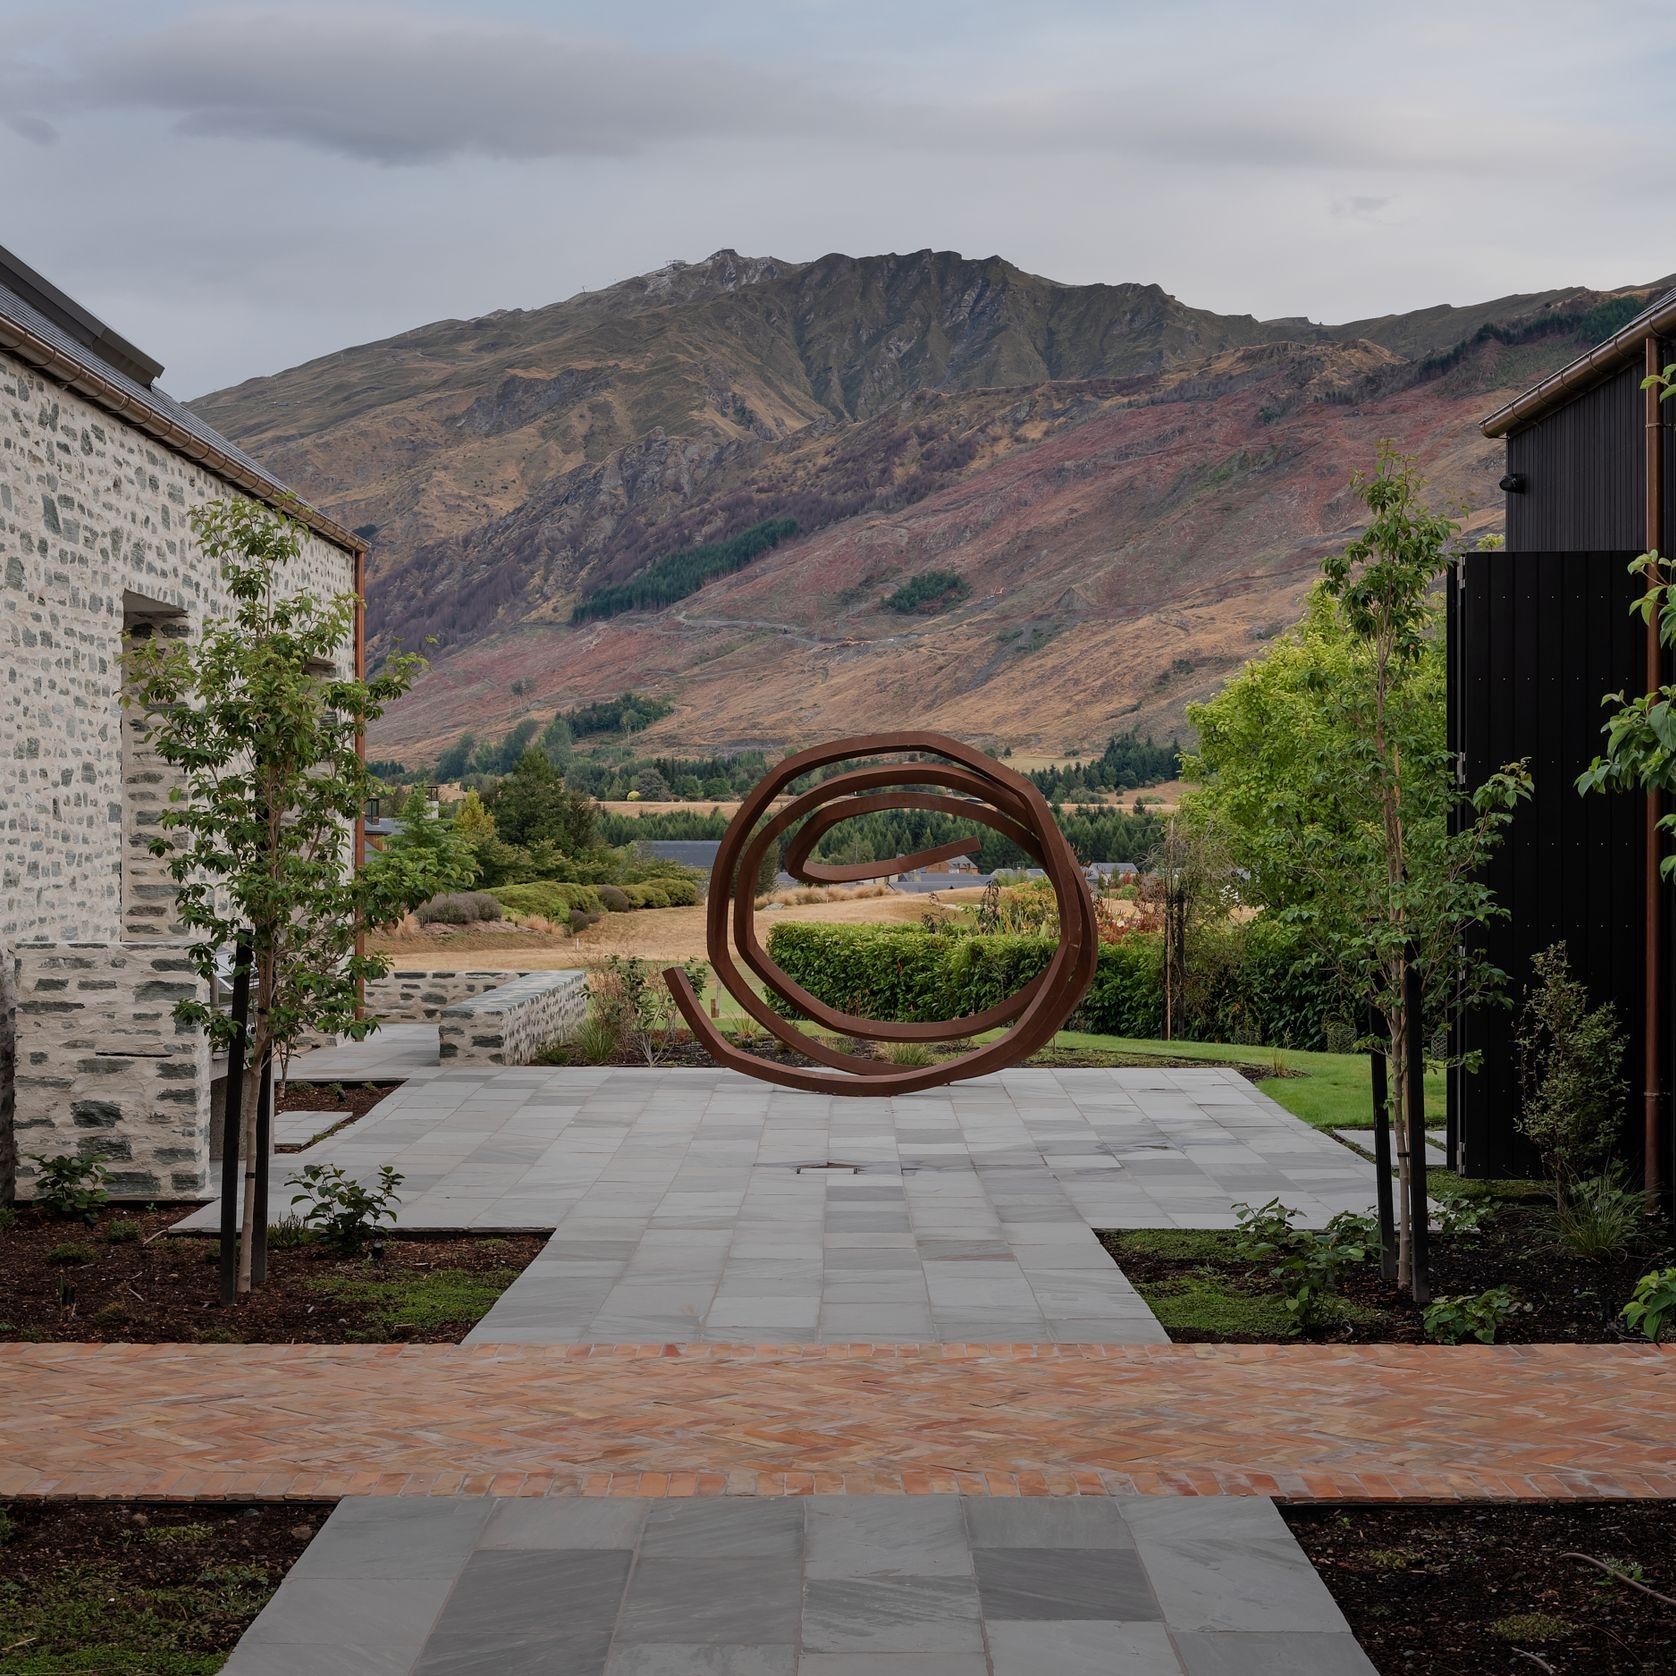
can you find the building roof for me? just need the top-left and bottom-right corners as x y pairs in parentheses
(0, 243), (364, 556)
(1480, 284), (1676, 439)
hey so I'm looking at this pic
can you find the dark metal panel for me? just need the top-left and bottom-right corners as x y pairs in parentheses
(1450, 550), (1646, 1178)
(1506, 364), (1646, 551)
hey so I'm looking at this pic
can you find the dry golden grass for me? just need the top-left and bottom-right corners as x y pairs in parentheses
(368, 888), (956, 970)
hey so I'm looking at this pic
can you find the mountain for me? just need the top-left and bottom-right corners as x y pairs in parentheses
(191, 251), (1665, 763)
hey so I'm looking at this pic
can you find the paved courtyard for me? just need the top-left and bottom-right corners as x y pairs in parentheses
(179, 1064), (1380, 1345)
(20, 1059), (1674, 1672)
(222, 1493), (1377, 1676)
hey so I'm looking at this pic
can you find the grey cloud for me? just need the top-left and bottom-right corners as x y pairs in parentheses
(2, 4), (1594, 178)
(1331, 195), (1392, 219)
(4, 113), (57, 145)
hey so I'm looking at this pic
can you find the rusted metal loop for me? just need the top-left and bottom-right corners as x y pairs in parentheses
(664, 732), (1098, 1093)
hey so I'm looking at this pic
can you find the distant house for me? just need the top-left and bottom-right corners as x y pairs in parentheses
(0, 243), (366, 1201)
(1085, 860), (1139, 888)
(1457, 285), (1674, 1205)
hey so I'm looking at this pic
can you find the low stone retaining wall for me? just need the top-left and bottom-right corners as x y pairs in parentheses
(438, 971), (589, 1066)
(364, 968), (539, 1024)
(11, 941), (211, 1200)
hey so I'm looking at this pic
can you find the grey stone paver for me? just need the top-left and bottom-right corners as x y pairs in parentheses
(224, 1496), (1377, 1676)
(173, 1065), (1380, 1345)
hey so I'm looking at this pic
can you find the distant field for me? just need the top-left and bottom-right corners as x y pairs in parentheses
(368, 887), (974, 970)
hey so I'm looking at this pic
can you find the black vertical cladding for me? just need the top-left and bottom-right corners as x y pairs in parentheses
(1449, 551), (1646, 1179)
(1505, 362), (1647, 551)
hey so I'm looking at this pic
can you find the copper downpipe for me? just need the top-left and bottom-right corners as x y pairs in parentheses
(1647, 335), (1667, 1206)
(353, 547), (368, 1021)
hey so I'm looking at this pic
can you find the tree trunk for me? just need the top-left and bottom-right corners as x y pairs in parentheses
(1386, 989), (1414, 1292)
(236, 1054), (261, 1297)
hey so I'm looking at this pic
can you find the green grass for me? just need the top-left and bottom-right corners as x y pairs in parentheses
(1048, 1030), (1447, 1133)
(1489, 1611), (1576, 1643)
(0, 1559), (280, 1674)
(304, 1266), (520, 1334)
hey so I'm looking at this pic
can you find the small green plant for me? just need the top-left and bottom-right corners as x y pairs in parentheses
(26, 1152), (110, 1217)
(265, 1215), (313, 1251)
(1231, 1200), (1378, 1334)
(1488, 1611), (1574, 1643)
(1621, 1267), (1676, 1343)
(103, 1218), (143, 1244)
(1552, 1168), (1644, 1260)
(0, 1509), (17, 1545)
(287, 1163), (403, 1254)
(91, 1302), (128, 1327)
(1422, 1286), (1529, 1344)
(0, 1205), (17, 1234)
(141, 1522), (214, 1545)
(1514, 943), (1627, 1203)
(882, 1041), (936, 1068)
(45, 1242), (95, 1266)
(1431, 1197), (1487, 1238)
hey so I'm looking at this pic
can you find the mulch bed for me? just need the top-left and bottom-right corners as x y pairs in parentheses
(0, 1499), (333, 1674)
(1102, 1202), (1672, 1344)
(276, 1079), (395, 1120)
(0, 1205), (545, 1345)
(1285, 1501), (1676, 1675)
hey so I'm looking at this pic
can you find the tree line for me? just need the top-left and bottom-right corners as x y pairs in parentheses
(570, 517), (798, 623)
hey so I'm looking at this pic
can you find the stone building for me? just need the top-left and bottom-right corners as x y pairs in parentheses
(0, 244), (366, 1201)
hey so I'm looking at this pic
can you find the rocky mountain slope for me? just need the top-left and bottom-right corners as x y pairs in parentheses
(191, 251), (1663, 762)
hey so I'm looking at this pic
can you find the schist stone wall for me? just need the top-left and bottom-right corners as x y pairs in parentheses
(363, 968), (532, 1024)
(438, 971), (589, 1066)
(0, 345), (357, 1198)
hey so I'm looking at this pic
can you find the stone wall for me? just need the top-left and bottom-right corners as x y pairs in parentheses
(11, 941), (211, 1200)
(363, 968), (541, 1024)
(0, 344), (358, 1197)
(438, 972), (589, 1066)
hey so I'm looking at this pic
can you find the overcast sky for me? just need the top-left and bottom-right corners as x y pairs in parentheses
(4, 0), (1673, 398)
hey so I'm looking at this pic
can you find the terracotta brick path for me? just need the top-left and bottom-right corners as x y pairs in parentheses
(4, 1341), (1672, 1503)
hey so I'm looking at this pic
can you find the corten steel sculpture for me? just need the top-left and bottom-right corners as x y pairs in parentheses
(662, 732), (1099, 1094)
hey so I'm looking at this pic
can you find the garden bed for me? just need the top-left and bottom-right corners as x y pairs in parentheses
(1100, 1200), (1672, 1344)
(0, 1205), (545, 1344)
(1284, 1501), (1676, 1675)
(0, 1498), (331, 1675)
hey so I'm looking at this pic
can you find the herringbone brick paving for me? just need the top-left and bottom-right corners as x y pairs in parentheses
(3, 1340), (1671, 1503)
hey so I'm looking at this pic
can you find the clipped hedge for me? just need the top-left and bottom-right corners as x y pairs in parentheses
(489, 881), (603, 920)
(764, 919), (1343, 1050)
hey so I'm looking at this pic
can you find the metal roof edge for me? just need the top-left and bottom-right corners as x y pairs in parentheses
(1480, 288), (1676, 439)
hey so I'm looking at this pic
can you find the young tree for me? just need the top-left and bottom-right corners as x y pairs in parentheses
(364, 786), (478, 914)
(124, 499), (448, 1297)
(492, 747), (600, 852)
(1185, 448), (1529, 1291)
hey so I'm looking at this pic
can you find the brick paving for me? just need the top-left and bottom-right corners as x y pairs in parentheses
(3, 1341), (1671, 1504)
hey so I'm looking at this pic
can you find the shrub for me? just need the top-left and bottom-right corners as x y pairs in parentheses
(1515, 942), (1627, 1200)
(287, 1163), (403, 1254)
(882, 1041), (936, 1068)
(27, 1153), (110, 1218)
(1231, 1199), (1378, 1335)
(489, 881), (603, 920)
(764, 919), (1340, 1049)
(46, 1242), (95, 1265)
(598, 884), (631, 912)
(1422, 1287), (1529, 1344)
(416, 890), (503, 926)
(103, 1218), (143, 1245)
(1621, 1268), (1676, 1342)
(1551, 1169), (1644, 1260)
(568, 908), (603, 934)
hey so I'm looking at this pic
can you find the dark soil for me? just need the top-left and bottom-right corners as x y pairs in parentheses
(1102, 1202), (1672, 1344)
(276, 1079), (395, 1119)
(0, 1205), (545, 1345)
(1285, 1501), (1676, 1675)
(0, 1499), (332, 1675)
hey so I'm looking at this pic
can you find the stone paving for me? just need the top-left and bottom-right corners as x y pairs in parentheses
(222, 1494), (1377, 1676)
(176, 1065), (1380, 1346)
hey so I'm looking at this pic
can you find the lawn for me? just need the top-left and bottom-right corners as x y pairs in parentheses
(1047, 1030), (1448, 1133)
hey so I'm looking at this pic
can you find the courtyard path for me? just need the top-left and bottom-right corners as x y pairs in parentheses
(2, 1339), (1670, 1503)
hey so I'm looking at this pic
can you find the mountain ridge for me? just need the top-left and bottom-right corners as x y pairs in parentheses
(189, 250), (1667, 763)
